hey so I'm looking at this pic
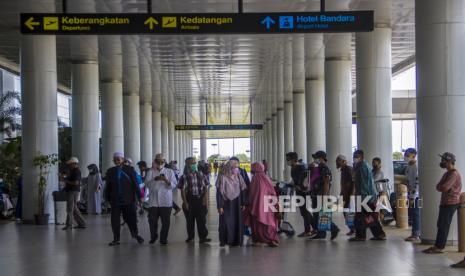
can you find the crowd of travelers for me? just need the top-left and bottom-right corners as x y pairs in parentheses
(3, 146), (462, 268)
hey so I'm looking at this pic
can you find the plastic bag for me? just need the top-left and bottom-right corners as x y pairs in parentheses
(318, 210), (332, 232)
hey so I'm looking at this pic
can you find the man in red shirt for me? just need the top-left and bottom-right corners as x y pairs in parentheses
(423, 152), (462, 254)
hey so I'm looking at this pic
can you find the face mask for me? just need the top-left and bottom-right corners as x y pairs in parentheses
(439, 161), (447, 169)
(314, 159), (321, 165)
(353, 158), (360, 164)
(232, 168), (240, 175)
(190, 164), (198, 172)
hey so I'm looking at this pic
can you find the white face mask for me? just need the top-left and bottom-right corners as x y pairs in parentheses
(353, 158), (360, 164)
(404, 156), (410, 162)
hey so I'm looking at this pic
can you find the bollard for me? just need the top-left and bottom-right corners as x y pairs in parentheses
(459, 193), (465, 252)
(396, 183), (409, 229)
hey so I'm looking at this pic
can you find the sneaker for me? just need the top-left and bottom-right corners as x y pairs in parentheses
(185, 238), (194, 243)
(330, 229), (340, 241)
(199, 238), (211, 244)
(348, 237), (366, 242)
(308, 235), (325, 240)
(404, 236), (420, 242)
(136, 235), (144, 244)
(160, 241), (168, 246)
(346, 230), (355, 236)
(370, 236), (386, 241)
(108, 240), (120, 246)
(62, 225), (72, 230)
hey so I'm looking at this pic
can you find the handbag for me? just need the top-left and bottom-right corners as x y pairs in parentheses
(364, 212), (379, 227)
(318, 210), (332, 232)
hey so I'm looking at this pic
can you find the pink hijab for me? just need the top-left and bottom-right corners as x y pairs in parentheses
(245, 163), (277, 229)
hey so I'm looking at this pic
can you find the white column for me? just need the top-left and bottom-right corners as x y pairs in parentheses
(100, 36), (124, 172)
(292, 35), (307, 162)
(161, 114), (169, 160)
(168, 119), (175, 162)
(140, 103), (153, 162)
(277, 108), (285, 180)
(20, 0), (58, 223)
(283, 38), (294, 181)
(277, 55), (285, 181)
(70, 47), (99, 170)
(69, 1), (99, 172)
(139, 46), (152, 163)
(417, 0), (465, 243)
(122, 37), (140, 164)
(325, 0), (353, 195)
(200, 100), (207, 160)
(356, 0), (393, 185)
(305, 34), (326, 157)
(271, 113), (278, 179)
(152, 70), (162, 157)
(266, 119), (273, 177)
(152, 110), (162, 156)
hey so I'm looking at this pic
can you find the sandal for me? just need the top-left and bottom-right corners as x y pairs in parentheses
(451, 259), (465, 268)
(422, 246), (443, 254)
(268, 241), (279, 248)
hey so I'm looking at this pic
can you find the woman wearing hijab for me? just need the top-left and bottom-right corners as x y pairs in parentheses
(216, 161), (248, 247)
(86, 164), (103, 215)
(245, 163), (279, 247)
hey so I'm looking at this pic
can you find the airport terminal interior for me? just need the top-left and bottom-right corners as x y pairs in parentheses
(1, 0), (465, 275)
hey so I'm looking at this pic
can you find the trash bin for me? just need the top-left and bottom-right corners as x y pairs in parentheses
(52, 191), (67, 225)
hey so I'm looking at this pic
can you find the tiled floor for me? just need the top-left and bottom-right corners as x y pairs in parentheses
(0, 187), (462, 276)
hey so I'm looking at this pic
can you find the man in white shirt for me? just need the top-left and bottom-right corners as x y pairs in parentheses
(145, 153), (177, 245)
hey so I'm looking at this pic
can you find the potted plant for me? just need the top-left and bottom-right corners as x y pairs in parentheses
(33, 153), (58, 225)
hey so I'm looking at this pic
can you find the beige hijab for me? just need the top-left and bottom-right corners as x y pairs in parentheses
(217, 161), (247, 201)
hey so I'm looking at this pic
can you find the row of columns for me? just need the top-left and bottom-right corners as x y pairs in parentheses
(252, 0), (465, 244)
(250, 0), (380, 196)
(19, 0), (193, 223)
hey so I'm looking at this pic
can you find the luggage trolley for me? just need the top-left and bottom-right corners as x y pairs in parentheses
(276, 181), (296, 237)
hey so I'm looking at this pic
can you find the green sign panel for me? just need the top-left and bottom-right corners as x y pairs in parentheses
(175, 125), (263, 131)
(21, 11), (373, 34)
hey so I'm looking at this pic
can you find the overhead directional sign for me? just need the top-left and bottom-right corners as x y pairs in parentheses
(175, 124), (263, 131)
(20, 11), (373, 34)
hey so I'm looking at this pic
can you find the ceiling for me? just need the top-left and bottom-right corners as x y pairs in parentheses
(0, 0), (415, 138)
